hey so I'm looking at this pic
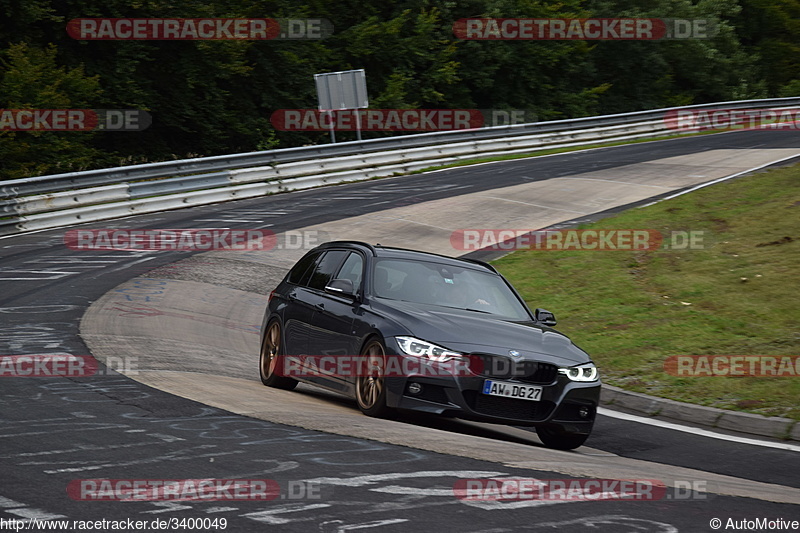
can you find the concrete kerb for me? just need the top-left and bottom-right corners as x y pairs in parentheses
(601, 384), (798, 441)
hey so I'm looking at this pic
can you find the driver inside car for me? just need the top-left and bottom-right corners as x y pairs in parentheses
(436, 276), (492, 309)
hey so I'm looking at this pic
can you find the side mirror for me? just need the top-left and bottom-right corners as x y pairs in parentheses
(325, 278), (356, 298)
(534, 308), (557, 326)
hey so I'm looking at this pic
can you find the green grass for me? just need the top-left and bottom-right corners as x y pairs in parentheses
(492, 164), (800, 422)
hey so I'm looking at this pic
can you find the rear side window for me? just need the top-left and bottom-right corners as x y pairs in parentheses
(307, 250), (348, 290)
(287, 251), (320, 285)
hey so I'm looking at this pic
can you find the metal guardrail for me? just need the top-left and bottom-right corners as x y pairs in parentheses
(2, 97), (799, 235)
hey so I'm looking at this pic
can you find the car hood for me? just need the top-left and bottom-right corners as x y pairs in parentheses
(372, 299), (591, 365)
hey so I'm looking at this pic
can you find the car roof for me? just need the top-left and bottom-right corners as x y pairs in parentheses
(315, 240), (498, 274)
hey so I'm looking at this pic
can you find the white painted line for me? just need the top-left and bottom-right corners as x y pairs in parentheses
(243, 503), (332, 525)
(480, 196), (590, 214)
(24, 258), (118, 264)
(147, 433), (186, 442)
(143, 502), (194, 514)
(641, 152), (800, 207)
(3, 441), (156, 458)
(335, 519), (409, 530)
(598, 408), (800, 452)
(195, 219), (255, 223)
(369, 215), (453, 232)
(7, 508), (67, 521)
(103, 256), (156, 276)
(369, 486), (455, 497)
(0, 496), (24, 508)
(304, 471), (507, 487)
(0, 271), (76, 280)
(0, 227), (56, 240)
(568, 177), (671, 189)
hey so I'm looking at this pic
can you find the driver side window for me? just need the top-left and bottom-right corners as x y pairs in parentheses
(336, 252), (364, 292)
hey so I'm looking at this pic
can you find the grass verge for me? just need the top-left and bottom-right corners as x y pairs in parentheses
(493, 164), (800, 421)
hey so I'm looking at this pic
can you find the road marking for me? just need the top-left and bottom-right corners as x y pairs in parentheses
(143, 502), (193, 514)
(599, 408), (800, 452)
(0, 305), (79, 313)
(0, 496), (67, 521)
(0, 497), (24, 508)
(568, 177), (670, 189)
(304, 471), (507, 487)
(103, 256), (156, 275)
(530, 515), (677, 532)
(147, 433), (186, 442)
(0, 270), (77, 280)
(325, 519), (409, 530)
(195, 219), (256, 223)
(481, 196), (590, 214)
(7, 508), (67, 521)
(242, 503), (332, 525)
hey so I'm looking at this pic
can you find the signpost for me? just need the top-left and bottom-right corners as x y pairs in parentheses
(314, 69), (368, 143)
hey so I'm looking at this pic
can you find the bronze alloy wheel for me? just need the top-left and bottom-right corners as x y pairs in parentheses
(259, 320), (297, 390)
(355, 338), (393, 417)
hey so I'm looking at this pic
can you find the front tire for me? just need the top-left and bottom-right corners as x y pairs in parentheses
(355, 338), (394, 418)
(536, 425), (590, 450)
(259, 320), (298, 390)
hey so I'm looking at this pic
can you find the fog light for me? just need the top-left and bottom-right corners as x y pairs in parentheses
(408, 382), (423, 395)
(578, 406), (590, 419)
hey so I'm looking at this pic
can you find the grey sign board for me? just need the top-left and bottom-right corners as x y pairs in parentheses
(314, 69), (368, 111)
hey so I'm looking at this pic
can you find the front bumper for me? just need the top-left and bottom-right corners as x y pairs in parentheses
(382, 339), (600, 431)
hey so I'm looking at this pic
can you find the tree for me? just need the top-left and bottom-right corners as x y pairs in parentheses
(0, 42), (106, 178)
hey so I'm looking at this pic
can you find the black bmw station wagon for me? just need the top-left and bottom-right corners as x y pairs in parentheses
(259, 241), (600, 449)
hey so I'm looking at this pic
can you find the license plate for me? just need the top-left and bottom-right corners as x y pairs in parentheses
(482, 380), (542, 401)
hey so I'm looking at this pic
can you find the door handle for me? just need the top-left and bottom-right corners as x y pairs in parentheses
(315, 303), (325, 310)
(288, 292), (297, 301)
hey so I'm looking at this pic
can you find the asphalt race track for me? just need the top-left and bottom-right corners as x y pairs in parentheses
(2, 130), (799, 532)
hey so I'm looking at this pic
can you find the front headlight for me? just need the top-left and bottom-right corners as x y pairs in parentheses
(558, 363), (599, 382)
(395, 336), (463, 362)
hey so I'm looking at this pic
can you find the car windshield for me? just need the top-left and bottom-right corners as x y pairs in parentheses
(372, 258), (531, 321)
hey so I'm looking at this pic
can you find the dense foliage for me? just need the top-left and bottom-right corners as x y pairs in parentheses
(1, 0), (797, 179)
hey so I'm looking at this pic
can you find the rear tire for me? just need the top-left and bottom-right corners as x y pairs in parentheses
(536, 425), (590, 450)
(355, 338), (394, 418)
(259, 320), (298, 390)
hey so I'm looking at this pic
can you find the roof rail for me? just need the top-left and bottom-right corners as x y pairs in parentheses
(371, 243), (498, 273)
(320, 240), (377, 254)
